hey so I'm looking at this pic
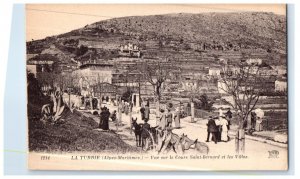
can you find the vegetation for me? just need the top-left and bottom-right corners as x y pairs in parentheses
(219, 62), (265, 128)
(194, 94), (214, 111)
(29, 110), (140, 153)
(27, 72), (50, 119)
(76, 45), (89, 57)
(28, 72), (140, 153)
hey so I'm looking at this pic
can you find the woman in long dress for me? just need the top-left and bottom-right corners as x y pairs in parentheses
(174, 107), (181, 128)
(220, 116), (229, 142)
(255, 117), (263, 131)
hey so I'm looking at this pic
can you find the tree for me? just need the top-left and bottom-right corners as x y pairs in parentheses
(194, 94), (214, 111)
(139, 60), (175, 122)
(121, 89), (133, 102)
(219, 63), (264, 127)
(219, 62), (265, 153)
(76, 45), (88, 57)
(141, 60), (174, 101)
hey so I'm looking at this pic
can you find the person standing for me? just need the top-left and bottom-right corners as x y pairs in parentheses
(99, 107), (105, 129)
(141, 118), (151, 150)
(102, 107), (111, 130)
(118, 100), (123, 124)
(158, 108), (166, 130)
(129, 102), (133, 134)
(251, 112), (257, 130)
(225, 108), (232, 120)
(225, 108), (232, 129)
(166, 103), (173, 128)
(206, 116), (218, 144)
(220, 116), (229, 142)
(110, 110), (117, 122)
(140, 105), (145, 120)
(174, 107), (181, 128)
(255, 117), (263, 131)
(246, 113), (252, 133)
(144, 103), (150, 122)
(124, 102), (129, 115)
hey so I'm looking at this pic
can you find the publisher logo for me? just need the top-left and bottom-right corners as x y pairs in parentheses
(268, 150), (279, 158)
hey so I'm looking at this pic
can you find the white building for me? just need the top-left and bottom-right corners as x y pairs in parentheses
(275, 80), (287, 92)
(246, 58), (262, 65)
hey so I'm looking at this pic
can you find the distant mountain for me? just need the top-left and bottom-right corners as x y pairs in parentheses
(27, 12), (286, 65)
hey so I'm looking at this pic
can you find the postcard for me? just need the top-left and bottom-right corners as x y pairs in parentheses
(26, 4), (288, 170)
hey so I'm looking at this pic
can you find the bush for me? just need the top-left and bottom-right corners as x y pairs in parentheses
(76, 45), (88, 57)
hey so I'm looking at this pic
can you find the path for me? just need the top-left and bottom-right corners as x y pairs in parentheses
(81, 104), (287, 158)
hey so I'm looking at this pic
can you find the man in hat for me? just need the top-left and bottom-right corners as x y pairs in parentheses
(206, 116), (219, 144)
(144, 102), (150, 122)
(166, 103), (173, 127)
(225, 108), (232, 120)
(140, 104), (145, 121)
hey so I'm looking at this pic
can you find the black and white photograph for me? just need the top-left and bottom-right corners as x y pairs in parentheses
(26, 4), (288, 170)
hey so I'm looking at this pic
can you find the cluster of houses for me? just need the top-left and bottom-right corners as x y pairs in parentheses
(27, 41), (287, 105)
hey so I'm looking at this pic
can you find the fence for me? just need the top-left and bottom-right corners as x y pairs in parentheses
(262, 118), (288, 131)
(263, 110), (288, 131)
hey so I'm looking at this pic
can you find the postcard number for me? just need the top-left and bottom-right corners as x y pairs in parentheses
(41, 156), (50, 160)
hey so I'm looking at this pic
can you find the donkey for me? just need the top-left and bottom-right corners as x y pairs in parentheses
(156, 128), (183, 154)
(131, 117), (143, 147)
(142, 126), (159, 151)
(179, 134), (209, 154)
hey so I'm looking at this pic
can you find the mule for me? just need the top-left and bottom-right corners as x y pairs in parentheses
(156, 128), (183, 154)
(179, 134), (209, 154)
(131, 117), (143, 147)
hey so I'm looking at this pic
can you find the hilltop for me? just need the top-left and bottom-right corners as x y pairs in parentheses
(26, 12), (286, 66)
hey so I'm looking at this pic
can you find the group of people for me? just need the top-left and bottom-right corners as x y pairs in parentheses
(206, 109), (232, 144)
(99, 99), (135, 131)
(139, 102), (181, 130)
(158, 103), (181, 130)
(246, 110), (264, 132)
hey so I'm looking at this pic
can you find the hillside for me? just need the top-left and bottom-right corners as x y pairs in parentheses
(29, 110), (141, 153)
(94, 12), (286, 51)
(26, 12), (287, 66)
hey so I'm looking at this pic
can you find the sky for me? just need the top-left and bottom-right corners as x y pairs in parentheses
(26, 4), (286, 41)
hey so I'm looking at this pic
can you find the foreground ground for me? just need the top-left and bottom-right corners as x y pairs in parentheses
(28, 97), (288, 159)
(28, 109), (141, 153)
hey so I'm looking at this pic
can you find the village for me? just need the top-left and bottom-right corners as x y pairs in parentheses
(26, 12), (288, 156)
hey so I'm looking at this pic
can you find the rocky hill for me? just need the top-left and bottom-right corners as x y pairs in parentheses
(26, 12), (287, 65)
(94, 12), (286, 51)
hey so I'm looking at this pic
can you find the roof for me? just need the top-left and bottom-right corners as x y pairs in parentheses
(276, 77), (287, 82)
(79, 63), (114, 69)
